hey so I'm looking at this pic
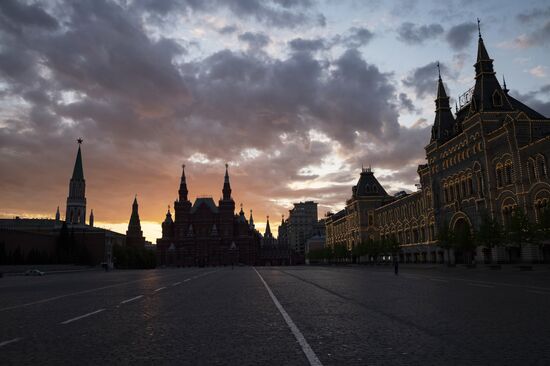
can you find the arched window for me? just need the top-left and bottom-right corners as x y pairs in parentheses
(527, 160), (535, 183)
(536, 156), (547, 179)
(477, 173), (485, 198)
(496, 164), (503, 187)
(504, 160), (513, 185)
(492, 90), (503, 106)
(468, 174), (474, 195)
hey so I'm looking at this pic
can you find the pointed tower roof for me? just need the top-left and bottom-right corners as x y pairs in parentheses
(178, 164), (189, 201)
(264, 216), (272, 238)
(431, 64), (456, 143)
(163, 206), (173, 224)
(469, 19), (512, 114)
(222, 163), (232, 200)
(249, 209), (255, 229)
(71, 139), (84, 180)
(127, 195), (143, 238)
(353, 167), (389, 197)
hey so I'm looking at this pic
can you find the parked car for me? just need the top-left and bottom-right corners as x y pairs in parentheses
(24, 269), (45, 276)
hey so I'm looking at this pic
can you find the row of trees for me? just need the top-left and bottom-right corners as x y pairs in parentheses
(307, 237), (401, 263)
(438, 208), (550, 263)
(308, 208), (550, 265)
(113, 244), (156, 269)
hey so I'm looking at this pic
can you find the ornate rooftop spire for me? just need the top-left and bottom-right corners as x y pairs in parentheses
(178, 163), (189, 201)
(249, 209), (255, 229)
(264, 215), (272, 238)
(222, 163), (232, 200)
(431, 65), (456, 143)
(469, 23), (512, 113)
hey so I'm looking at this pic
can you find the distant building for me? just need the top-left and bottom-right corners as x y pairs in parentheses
(0, 140), (124, 266)
(326, 32), (550, 264)
(126, 196), (146, 248)
(285, 201), (318, 255)
(325, 167), (393, 252)
(261, 216), (276, 247)
(156, 164), (261, 266)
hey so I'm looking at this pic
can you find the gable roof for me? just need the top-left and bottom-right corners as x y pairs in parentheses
(191, 197), (219, 213)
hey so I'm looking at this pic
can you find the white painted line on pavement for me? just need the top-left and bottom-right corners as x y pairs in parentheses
(60, 309), (106, 325)
(430, 278), (448, 283)
(0, 272), (194, 312)
(528, 290), (550, 295)
(468, 283), (494, 288)
(155, 287), (167, 292)
(120, 295), (144, 304)
(254, 268), (323, 366)
(183, 278), (191, 282)
(172, 282), (182, 286)
(0, 338), (23, 348)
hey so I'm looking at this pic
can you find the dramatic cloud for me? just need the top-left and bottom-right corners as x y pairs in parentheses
(402, 61), (452, 99)
(505, 21), (550, 49)
(1, 0), (547, 241)
(512, 85), (550, 117)
(288, 38), (327, 52)
(446, 22), (477, 51)
(341, 27), (375, 48)
(133, 0), (321, 28)
(238, 31), (271, 50)
(517, 6), (550, 23)
(396, 22), (444, 45)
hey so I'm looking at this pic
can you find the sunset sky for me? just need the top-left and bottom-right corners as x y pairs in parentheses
(1, 0), (549, 242)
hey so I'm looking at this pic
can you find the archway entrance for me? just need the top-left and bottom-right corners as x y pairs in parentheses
(453, 218), (472, 264)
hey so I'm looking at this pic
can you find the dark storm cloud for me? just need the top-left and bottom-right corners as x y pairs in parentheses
(446, 22), (477, 51)
(288, 38), (327, 52)
(398, 93), (417, 113)
(512, 86), (550, 117)
(238, 32), (271, 50)
(396, 22), (444, 45)
(0, 0), (419, 226)
(402, 62), (452, 99)
(218, 25), (238, 34)
(511, 21), (550, 48)
(517, 6), (550, 23)
(342, 27), (375, 48)
(0, 0), (58, 31)
(134, 0), (321, 28)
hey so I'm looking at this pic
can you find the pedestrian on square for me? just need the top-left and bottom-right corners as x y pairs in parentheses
(394, 256), (399, 275)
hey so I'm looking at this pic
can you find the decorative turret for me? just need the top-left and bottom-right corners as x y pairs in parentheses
(222, 163), (232, 201)
(430, 63), (456, 143)
(89, 209), (94, 227)
(249, 209), (255, 229)
(162, 206), (174, 239)
(264, 216), (273, 238)
(353, 166), (389, 197)
(178, 164), (188, 202)
(126, 195), (145, 247)
(469, 19), (512, 114)
(65, 138), (86, 225)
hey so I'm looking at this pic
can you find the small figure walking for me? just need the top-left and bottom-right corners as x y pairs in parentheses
(394, 257), (399, 276)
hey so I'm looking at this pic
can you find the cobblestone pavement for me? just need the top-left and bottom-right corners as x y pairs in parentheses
(1, 265), (549, 365)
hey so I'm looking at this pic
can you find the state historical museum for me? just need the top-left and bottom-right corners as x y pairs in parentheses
(156, 165), (261, 266)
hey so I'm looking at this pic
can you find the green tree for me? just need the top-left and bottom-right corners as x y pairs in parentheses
(437, 221), (455, 264)
(454, 222), (475, 264)
(533, 208), (550, 262)
(474, 213), (503, 263)
(507, 208), (535, 260)
(333, 244), (348, 262)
